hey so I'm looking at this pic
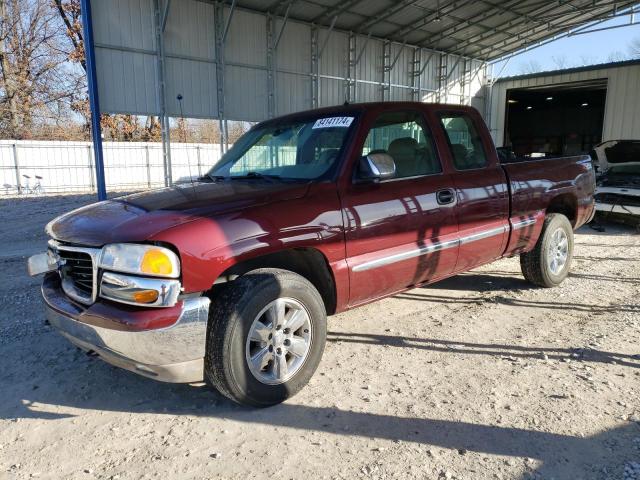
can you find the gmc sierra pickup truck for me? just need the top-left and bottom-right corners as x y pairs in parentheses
(28, 102), (596, 406)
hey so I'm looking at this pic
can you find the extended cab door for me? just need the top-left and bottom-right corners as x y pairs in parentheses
(433, 108), (509, 272)
(339, 108), (459, 307)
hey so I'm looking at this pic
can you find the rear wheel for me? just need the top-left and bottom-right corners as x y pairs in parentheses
(520, 213), (574, 288)
(205, 268), (327, 407)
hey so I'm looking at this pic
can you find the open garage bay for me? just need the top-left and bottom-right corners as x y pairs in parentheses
(1, 195), (639, 480)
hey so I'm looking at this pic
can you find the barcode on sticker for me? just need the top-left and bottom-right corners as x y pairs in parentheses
(312, 117), (354, 129)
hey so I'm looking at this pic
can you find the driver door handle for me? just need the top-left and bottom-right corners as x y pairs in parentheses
(436, 188), (456, 205)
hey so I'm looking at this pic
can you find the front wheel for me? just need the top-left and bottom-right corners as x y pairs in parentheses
(205, 268), (327, 407)
(520, 213), (574, 288)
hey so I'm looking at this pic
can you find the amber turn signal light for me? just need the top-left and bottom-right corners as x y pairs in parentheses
(132, 289), (160, 304)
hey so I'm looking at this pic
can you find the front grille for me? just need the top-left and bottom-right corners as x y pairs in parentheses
(49, 241), (100, 305)
(59, 250), (94, 297)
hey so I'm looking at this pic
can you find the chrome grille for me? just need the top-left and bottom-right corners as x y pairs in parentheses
(49, 240), (101, 305)
(58, 250), (94, 297)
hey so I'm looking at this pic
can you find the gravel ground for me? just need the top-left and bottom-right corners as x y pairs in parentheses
(0, 194), (639, 480)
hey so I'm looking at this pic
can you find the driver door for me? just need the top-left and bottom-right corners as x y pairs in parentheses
(340, 109), (459, 307)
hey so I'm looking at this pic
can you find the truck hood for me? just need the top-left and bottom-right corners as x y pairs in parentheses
(47, 181), (310, 246)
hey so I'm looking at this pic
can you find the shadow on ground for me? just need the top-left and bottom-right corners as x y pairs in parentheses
(328, 331), (640, 369)
(395, 288), (639, 315)
(2, 327), (639, 479)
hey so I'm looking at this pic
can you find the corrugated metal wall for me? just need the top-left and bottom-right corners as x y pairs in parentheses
(487, 62), (640, 147)
(91, 0), (487, 122)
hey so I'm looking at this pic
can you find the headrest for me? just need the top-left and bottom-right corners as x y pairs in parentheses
(451, 143), (468, 164)
(388, 137), (418, 158)
(318, 148), (338, 164)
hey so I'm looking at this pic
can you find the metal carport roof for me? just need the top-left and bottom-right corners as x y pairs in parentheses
(240, 0), (639, 60)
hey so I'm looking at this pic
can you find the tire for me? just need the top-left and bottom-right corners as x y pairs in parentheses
(204, 268), (327, 407)
(520, 213), (574, 288)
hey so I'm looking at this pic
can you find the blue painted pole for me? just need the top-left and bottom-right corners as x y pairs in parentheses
(80, 0), (107, 201)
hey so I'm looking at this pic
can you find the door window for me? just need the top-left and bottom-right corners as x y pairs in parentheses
(439, 113), (488, 170)
(361, 111), (441, 179)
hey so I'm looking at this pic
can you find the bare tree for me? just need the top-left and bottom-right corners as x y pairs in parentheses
(0, 0), (82, 139)
(578, 54), (599, 66)
(606, 50), (629, 63)
(551, 55), (570, 69)
(517, 60), (543, 74)
(53, 0), (84, 70)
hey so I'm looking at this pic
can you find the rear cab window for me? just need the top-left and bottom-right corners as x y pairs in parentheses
(361, 110), (442, 179)
(439, 113), (488, 170)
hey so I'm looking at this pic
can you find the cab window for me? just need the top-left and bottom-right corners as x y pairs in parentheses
(439, 113), (488, 170)
(361, 111), (441, 179)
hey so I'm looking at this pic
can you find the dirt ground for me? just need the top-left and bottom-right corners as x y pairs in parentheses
(1, 194), (639, 480)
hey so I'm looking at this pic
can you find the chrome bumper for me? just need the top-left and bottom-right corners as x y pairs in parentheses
(45, 295), (211, 383)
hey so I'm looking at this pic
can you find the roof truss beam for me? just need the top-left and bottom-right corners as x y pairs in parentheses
(464, 0), (638, 58)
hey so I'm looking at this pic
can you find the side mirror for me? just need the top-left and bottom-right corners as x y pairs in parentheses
(357, 153), (396, 182)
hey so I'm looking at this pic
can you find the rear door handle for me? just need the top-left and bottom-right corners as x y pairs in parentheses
(436, 188), (456, 205)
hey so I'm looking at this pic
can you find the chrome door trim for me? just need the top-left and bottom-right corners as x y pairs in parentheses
(352, 238), (459, 272)
(458, 225), (507, 245)
(512, 217), (537, 230)
(352, 224), (509, 273)
(352, 223), (512, 272)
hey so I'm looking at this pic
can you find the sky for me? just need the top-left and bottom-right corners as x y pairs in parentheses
(493, 14), (640, 78)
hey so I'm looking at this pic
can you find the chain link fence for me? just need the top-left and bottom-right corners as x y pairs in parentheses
(0, 140), (223, 196)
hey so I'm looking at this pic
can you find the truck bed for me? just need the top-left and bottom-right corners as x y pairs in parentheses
(501, 154), (596, 228)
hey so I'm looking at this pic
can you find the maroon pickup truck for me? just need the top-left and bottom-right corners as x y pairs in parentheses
(28, 102), (595, 406)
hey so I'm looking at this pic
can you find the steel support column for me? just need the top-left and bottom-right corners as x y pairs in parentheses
(346, 32), (356, 102)
(266, 14), (276, 118)
(214, 2), (228, 153)
(437, 53), (447, 103)
(460, 58), (471, 104)
(310, 26), (319, 108)
(411, 47), (421, 102)
(153, 0), (172, 187)
(267, 5), (292, 117)
(80, 0), (107, 200)
(381, 40), (391, 101)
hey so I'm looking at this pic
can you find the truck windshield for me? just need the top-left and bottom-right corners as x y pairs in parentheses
(208, 115), (356, 180)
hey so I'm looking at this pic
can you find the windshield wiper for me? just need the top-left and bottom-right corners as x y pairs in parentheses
(201, 173), (226, 182)
(230, 171), (281, 181)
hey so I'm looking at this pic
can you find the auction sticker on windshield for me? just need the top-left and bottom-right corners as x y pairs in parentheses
(312, 117), (354, 129)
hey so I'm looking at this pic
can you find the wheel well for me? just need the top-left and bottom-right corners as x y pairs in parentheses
(211, 248), (337, 315)
(546, 194), (577, 226)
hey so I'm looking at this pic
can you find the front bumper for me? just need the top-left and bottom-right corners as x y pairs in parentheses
(43, 274), (210, 383)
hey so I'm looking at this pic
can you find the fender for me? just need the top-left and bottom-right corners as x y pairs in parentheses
(149, 183), (350, 310)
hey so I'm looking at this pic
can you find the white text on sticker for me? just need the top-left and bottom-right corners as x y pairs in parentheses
(312, 117), (354, 129)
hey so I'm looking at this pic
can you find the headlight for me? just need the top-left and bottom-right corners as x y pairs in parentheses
(99, 244), (180, 278)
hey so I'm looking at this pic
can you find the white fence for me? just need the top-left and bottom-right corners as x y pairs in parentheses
(0, 140), (224, 195)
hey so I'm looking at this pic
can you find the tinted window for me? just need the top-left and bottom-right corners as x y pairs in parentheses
(440, 113), (488, 170)
(361, 111), (441, 179)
